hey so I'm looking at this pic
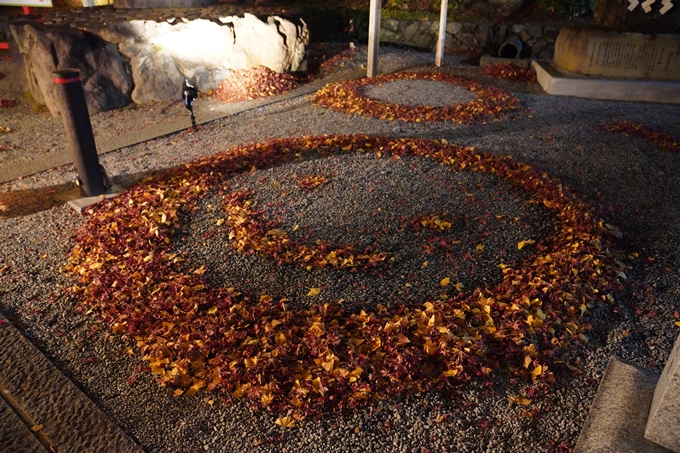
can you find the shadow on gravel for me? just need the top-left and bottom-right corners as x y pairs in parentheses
(0, 182), (76, 218)
(0, 170), (158, 218)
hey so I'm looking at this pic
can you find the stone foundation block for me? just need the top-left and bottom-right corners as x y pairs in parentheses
(646, 334), (680, 452)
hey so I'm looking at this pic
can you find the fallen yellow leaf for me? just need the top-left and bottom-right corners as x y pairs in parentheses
(349, 367), (362, 382)
(275, 416), (296, 428)
(424, 340), (438, 355)
(509, 395), (532, 405)
(518, 239), (535, 250)
(307, 287), (321, 296)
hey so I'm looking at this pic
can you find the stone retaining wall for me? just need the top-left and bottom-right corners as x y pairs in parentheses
(380, 19), (562, 60)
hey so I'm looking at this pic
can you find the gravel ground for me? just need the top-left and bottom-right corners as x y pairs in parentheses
(2, 45), (680, 453)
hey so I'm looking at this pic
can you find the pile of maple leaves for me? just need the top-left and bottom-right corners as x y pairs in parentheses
(314, 71), (521, 123)
(482, 63), (537, 84)
(316, 49), (357, 78)
(66, 135), (625, 421)
(213, 66), (310, 103)
(603, 120), (680, 154)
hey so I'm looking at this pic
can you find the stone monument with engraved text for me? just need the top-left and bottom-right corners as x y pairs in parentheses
(554, 28), (680, 80)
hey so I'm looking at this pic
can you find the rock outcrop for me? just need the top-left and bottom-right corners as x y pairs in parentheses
(8, 23), (132, 116)
(9, 12), (309, 115)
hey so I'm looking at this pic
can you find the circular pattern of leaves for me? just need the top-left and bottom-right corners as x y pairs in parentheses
(67, 135), (623, 418)
(603, 120), (680, 154)
(224, 190), (389, 270)
(314, 71), (521, 124)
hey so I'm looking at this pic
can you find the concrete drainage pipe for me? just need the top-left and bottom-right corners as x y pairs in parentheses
(498, 36), (523, 59)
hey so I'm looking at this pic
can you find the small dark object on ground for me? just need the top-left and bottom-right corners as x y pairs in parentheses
(182, 79), (198, 127)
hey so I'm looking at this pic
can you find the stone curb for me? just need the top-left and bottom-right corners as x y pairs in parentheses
(0, 395), (45, 453)
(0, 313), (143, 453)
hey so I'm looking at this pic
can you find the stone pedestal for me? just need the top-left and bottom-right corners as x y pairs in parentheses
(576, 334), (680, 453)
(554, 28), (680, 81)
(532, 59), (680, 104)
(646, 335), (680, 452)
(574, 357), (670, 453)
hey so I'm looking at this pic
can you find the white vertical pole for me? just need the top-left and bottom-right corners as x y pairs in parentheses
(367, 0), (382, 77)
(435, 0), (448, 67)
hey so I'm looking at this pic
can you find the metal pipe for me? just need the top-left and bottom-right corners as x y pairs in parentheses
(53, 68), (106, 197)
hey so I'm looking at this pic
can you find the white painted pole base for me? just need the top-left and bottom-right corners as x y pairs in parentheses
(367, 0), (382, 77)
(435, 0), (448, 67)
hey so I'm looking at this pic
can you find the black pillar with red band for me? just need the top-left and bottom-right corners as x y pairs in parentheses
(52, 68), (106, 197)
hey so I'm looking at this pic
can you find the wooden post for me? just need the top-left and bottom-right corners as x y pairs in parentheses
(367, 0), (381, 77)
(435, 0), (448, 67)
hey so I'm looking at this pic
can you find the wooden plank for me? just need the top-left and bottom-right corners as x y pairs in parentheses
(367, 0), (381, 77)
(435, 0), (448, 67)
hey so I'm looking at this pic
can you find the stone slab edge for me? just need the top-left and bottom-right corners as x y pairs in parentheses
(0, 68), (366, 185)
(0, 395), (45, 453)
(532, 60), (680, 105)
(0, 313), (143, 453)
(645, 334), (680, 452)
(574, 356), (671, 453)
(54, 184), (126, 213)
(479, 54), (532, 69)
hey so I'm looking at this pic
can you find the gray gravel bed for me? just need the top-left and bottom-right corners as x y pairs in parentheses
(2, 47), (680, 453)
(176, 151), (554, 311)
(363, 80), (478, 107)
